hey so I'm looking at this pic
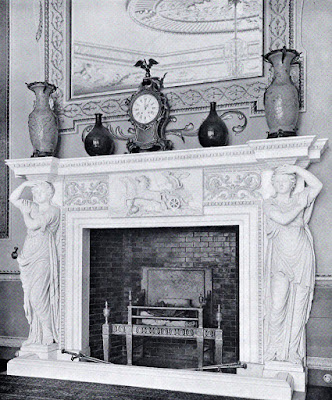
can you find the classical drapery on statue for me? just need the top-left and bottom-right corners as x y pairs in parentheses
(263, 165), (322, 364)
(10, 181), (60, 346)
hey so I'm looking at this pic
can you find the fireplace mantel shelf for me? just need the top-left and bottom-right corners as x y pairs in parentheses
(6, 136), (328, 179)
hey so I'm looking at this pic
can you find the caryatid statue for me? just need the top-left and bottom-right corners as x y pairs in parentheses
(10, 180), (60, 346)
(263, 165), (322, 364)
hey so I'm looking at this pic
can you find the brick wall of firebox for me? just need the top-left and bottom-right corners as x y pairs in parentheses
(89, 226), (239, 368)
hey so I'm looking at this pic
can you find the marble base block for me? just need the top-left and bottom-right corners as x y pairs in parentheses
(263, 361), (307, 392)
(18, 343), (58, 360)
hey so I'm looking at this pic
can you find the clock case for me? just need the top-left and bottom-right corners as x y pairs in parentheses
(126, 76), (173, 153)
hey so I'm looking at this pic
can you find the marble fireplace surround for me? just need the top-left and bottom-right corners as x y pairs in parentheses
(6, 136), (328, 400)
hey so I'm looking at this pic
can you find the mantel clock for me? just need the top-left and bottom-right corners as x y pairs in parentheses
(126, 59), (172, 153)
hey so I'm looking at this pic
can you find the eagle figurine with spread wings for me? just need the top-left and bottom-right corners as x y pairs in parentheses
(134, 58), (158, 77)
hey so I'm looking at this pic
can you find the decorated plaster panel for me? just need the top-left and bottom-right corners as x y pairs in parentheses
(45, 0), (305, 133)
(109, 169), (203, 217)
(63, 177), (109, 210)
(128, 0), (262, 34)
(72, 0), (263, 95)
(204, 169), (262, 203)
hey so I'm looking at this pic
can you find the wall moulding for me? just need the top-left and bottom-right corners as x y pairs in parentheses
(315, 275), (332, 288)
(0, 0), (9, 238)
(0, 336), (26, 348)
(0, 272), (20, 280)
(44, 0), (306, 135)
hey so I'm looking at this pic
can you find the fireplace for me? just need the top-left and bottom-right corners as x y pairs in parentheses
(89, 226), (239, 368)
(6, 136), (328, 399)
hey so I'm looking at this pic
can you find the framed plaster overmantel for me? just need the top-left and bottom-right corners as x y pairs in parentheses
(44, 0), (306, 134)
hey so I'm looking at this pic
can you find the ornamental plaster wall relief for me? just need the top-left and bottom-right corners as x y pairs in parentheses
(109, 169), (203, 217)
(128, 0), (262, 34)
(45, 0), (305, 134)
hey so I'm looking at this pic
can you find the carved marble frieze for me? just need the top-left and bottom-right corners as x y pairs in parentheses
(109, 169), (203, 217)
(63, 178), (109, 210)
(204, 169), (262, 203)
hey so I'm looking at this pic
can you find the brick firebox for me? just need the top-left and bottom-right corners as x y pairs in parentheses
(89, 226), (239, 368)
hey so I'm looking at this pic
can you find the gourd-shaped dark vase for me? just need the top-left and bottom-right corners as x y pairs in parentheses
(26, 81), (58, 157)
(198, 102), (229, 147)
(263, 47), (300, 138)
(82, 113), (115, 156)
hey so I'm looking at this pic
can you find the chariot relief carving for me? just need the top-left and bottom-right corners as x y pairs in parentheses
(109, 169), (203, 217)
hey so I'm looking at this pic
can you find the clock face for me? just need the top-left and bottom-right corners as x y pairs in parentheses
(131, 93), (160, 124)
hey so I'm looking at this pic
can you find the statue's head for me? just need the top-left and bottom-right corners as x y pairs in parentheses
(271, 168), (297, 194)
(31, 181), (55, 203)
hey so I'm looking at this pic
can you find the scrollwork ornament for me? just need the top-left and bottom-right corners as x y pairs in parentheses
(64, 181), (109, 207)
(204, 172), (262, 201)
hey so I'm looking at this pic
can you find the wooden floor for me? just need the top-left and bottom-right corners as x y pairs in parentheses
(0, 374), (266, 400)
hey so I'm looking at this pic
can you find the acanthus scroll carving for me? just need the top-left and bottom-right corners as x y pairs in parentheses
(64, 181), (108, 207)
(204, 171), (262, 202)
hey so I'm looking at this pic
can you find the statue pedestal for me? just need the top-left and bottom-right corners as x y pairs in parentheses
(19, 343), (58, 360)
(263, 361), (307, 392)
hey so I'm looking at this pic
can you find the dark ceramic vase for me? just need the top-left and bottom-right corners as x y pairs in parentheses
(263, 47), (300, 138)
(83, 113), (115, 156)
(198, 102), (229, 147)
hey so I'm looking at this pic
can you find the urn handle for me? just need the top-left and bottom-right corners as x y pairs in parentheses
(219, 110), (247, 134)
(81, 125), (93, 142)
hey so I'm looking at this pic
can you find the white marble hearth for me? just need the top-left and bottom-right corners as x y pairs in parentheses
(6, 136), (328, 400)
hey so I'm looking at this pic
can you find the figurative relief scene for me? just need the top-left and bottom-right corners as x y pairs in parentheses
(109, 169), (203, 217)
(71, 0), (263, 96)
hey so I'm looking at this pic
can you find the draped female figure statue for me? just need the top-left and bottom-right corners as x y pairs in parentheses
(263, 165), (322, 364)
(10, 180), (60, 346)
